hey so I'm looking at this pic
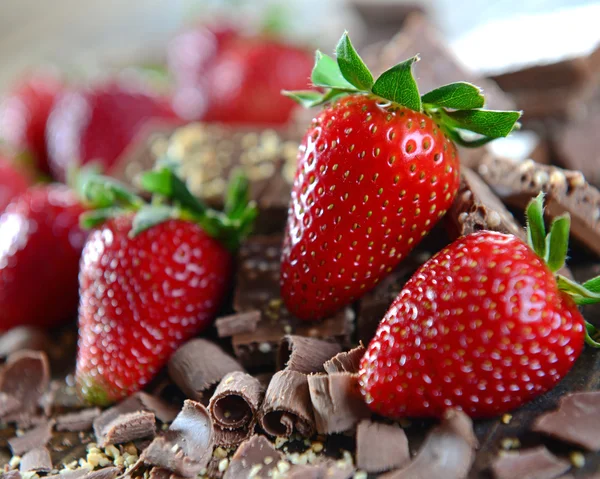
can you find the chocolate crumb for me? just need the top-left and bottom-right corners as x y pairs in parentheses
(223, 435), (283, 479)
(533, 391), (600, 451)
(8, 418), (55, 455)
(56, 408), (101, 432)
(308, 373), (371, 434)
(323, 345), (366, 374)
(356, 420), (409, 473)
(102, 411), (156, 447)
(215, 311), (261, 338)
(277, 335), (342, 374)
(259, 370), (315, 437)
(490, 446), (571, 479)
(167, 338), (244, 401)
(19, 447), (52, 473)
(83, 466), (122, 479)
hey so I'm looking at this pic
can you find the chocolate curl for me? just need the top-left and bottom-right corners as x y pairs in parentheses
(323, 345), (365, 374)
(277, 335), (342, 374)
(102, 411), (157, 446)
(356, 420), (409, 473)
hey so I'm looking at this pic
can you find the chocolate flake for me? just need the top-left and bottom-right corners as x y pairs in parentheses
(533, 391), (600, 451)
(259, 370), (315, 437)
(102, 411), (156, 446)
(490, 446), (571, 479)
(277, 335), (342, 374)
(356, 420), (410, 473)
(0, 392), (20, 417)
(307, 373), (370, 435)
(0, 327), (49, 359)
(83, 467), (123, 479)
(223, 435), (283, 479)
(141, 400), (214, 477)
(167, 338), (244, 400)
(56, 408), (101, 432)
(323, 345), (366, 374)
(8, 418), (54, 455)
(19, 447), (52, 473)
(215, 311), (261, 338)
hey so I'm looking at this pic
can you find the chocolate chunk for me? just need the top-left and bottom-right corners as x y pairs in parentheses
(277, 335), (342, 374)
(209, 372), (264, 430)
(102, 411), (156, 447)
(83, 467), (123, 479)
(140, 400), (214, 477)
(307, 373), (370, 434)
(0, 327), (49, 359)
(382, 409), (477, 479)
(167, 338), (244, 401)
(478, 156), (600, 256)
(323, 345), (366, 374)
(356, 420), (409, 473)
(490, 446), (571, 479)
(259, 370), (315, 437)
(533, 391), (600, 451)
(56, 408), (101, 432)
(0, 392), (20, 417)
(215, 311), (261, 338)
(8, 419), (54, 455)
(223, 435), (283, 479)
(448, 167), (525, 240)
(20, 447), (52, 473)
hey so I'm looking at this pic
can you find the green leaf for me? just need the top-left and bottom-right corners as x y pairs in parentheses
(585, 322), (600, 348)
(141, 168), (207, 216)
(82, 176), (143, 210)
(583, 276), (600, 294)
(421, 82), (484, 110)
(79, 208), (124, 230)
(225, 169), (251, 219)
(544, 214), (570, 272)
(311, 51), (357, 91)
(371, 56), (421, 112)
(445, 109), (522, 138)
(525, 192), (547, 260)
(557, 275), (600, 304)
(130, 205), (174, 237)
(335, 31), (374, 90)
(282, 90), (325, 108)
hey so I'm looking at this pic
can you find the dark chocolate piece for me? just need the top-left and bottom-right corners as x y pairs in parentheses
(83, 467), (122, 479)
(307, 373), (370, 434)
(167, 338), (244, 400)
(19, 447), (52, 473)
(223, 435), (283, 479)
(533, 391), (600, 451)
(102, 411), (156, 446)
(209, 371), (264, 430)
(212, 425), (254, 448)
(323, 345), (366, 374)
(277, 335), (342, 374)
(215, 311), (261, 338)
(490, 446), (571, 479)
(0, 327), (49, 359)
(8, 419), (55, 455)
(56, 408), (101, 432)
(140, 400), (214, 477)
(259, 370), (315, 437)
(356, 420), (410, 473)
(0, 392), (20, 417)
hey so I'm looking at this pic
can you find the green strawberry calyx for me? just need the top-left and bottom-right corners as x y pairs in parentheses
(76, 164), (257, 251)
(525, 192), (600, 348)
(283, 31), (522, 148)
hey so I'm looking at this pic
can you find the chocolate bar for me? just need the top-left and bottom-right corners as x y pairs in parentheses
(490, 446), (571, 479)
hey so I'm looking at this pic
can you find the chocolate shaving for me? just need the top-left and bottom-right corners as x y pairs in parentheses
(382, 409), (477, 479)
(490, 446), (571, 479)
(213, 425), (254, 448)
(323, 345), (365, 374)
(533, 391), (600, 451)
(223, 435), (283, 479)
(56, 408), (101, 432)
(8, 418), (54, 455)
(167, 338), (244, 400)
(0, 327), (49, 359)
(209, 371), (264, 430)
(259, 370), (315, 437)
(140, 400), (214, 477)
(215, 311), (261, 338)
(356, 420), (410, 473)
(148, 467), (186, 479)
(84, 467), (123, 479)
(277, 335), (342, 374)
(19, 447), (52, 473)
(307, 373), (370, 434)
(102, 411), (156, 446)
(0, 392), (20, 417)
(53, 469), (92, 479)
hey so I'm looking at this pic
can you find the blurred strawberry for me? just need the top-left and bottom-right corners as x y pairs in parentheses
(0, 156), (32, 213)
(0, 71), (63, 175)
(46, 82), (178, 181)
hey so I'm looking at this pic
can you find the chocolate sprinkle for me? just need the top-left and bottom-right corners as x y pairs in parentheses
(490, 446), (571, 479)
(102, 411), (156, 446)
(8, 418), (55, 455)
(277, 335), (342, 374)
(56, 408), (101, 432)
(19, 447), (52, 473)
(167, 338), (244, 400)
(215, 311), (261, 338)
(259, 370), (315, 437)
(356, 420), (410, 473)
(533, 391), (600, 451)
(307, 373), (371, 435)
(323, 345), (366, 374)
(223, 435), (283, 479)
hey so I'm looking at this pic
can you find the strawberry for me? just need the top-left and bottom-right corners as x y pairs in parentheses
(0, 156), (31, 213)
(46, 81), (178, 181)
(359, 194), (600, 418)
(0, 184), (87, 331)
(0, 71), (63, 175)
(280, 32), (521, 321)
(75, 167), (256, 405)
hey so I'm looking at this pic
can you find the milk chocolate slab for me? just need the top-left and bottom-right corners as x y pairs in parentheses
(490, 446), (571, 479)
(323, 345), (365, 374)
(356, 420), (410, 473)
(56, 408), (101, 432)
(223, 435), (283, 479)
(277, 335), (342, 374)
(8, 419), (54, 455)
(20, 447), (52, 473)
(215, 311), (261, 338)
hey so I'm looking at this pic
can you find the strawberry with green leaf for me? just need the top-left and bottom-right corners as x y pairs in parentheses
(280, 32), (521, 321)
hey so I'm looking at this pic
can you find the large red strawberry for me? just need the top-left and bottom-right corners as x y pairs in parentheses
(46, 81), (178, 181)
(0, 156), (31, 213)
(0, 71), (63, 175)
(280, 32), (521, 321)
(359, 194), (600, 418)
(0, 184), (87, 331)
(75, 168), (256, 405)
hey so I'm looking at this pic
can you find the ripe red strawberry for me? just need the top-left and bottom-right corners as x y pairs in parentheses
(359, 194), (600, 418)
(46, 82), (178, 181)
(280, 32), (521, 321)
(75, 168), (256, 405)
(0, 71), (63, 175)
(0, 156), (31, 213)
(0, 184), (87, 331)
